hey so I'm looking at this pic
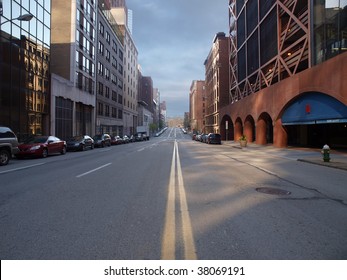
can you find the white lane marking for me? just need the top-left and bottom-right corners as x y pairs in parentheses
(0, 163), (45, 174)
(76, 163), (112, 178)
(161, 140), (197, 260)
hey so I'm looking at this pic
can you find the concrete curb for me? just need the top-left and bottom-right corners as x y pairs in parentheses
(297, 159), (347, 171)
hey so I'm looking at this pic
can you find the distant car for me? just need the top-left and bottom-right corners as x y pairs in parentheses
(135, 133), (144, 141)
(17, 136), (66, 158)
(111, 135), (123, 145)
(0, 126), (19, 166)
(200, 134), (208, 143)
(122, 135), (130, 143)
(93, 134), (111, 147)
(207, 133), (222, 144)
(66, 135), (94, 151)
(129, 135), (135, 142)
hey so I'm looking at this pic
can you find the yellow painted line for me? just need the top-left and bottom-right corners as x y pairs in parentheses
(161, 142), (176, 259)
(161, 140), (197, 260)
(176, 141), (197, 260)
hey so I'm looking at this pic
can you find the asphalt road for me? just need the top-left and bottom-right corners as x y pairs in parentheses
(1, 128), (347, 259)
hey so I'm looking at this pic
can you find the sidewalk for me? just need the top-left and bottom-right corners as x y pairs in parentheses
(221, 141), (347, 171)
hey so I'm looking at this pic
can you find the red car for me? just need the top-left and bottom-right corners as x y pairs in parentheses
(17, 136), (66, 158)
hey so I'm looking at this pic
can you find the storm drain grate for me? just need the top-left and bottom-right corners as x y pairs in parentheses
(256, 187), (291, 196)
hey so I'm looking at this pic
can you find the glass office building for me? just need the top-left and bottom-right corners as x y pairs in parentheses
(312, 0), (347, 65)
(0, 0), (51, 140)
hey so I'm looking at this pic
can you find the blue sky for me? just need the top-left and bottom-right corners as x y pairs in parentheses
(126, 0), (228, 117)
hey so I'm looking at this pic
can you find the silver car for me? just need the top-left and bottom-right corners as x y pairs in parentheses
(0, 126), (19, 166)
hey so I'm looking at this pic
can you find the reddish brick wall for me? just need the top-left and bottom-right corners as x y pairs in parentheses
(220, 52), (347, 147)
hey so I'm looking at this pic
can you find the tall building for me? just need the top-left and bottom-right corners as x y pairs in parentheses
(189, 80), (206, 133)
(0, 0), (51, 140)
(139, 76), (154, 113)
(96, 0), (124, 136)
(160, 100), (167, 128)
(110, 2), (138, 136)
(152, 88), (160, 130)
(204, 32), (230, 136)
(51, 0), (97, 139)
(222, 0), (347, 148)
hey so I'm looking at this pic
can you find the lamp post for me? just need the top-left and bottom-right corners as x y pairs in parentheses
(0, 13), (33, 26)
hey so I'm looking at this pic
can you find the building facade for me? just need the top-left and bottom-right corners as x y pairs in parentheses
(189, 80), (206, 133)
(221, 0), (347, 148)
(0, 0), (51, 140)
(111, 3), (138, 136)
(96, 0), (124, 136)
(204, 32), (230, 135)
(51, 0), (97, 139)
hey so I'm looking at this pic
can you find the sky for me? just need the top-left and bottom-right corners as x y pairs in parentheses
(126, 0), (229, 117)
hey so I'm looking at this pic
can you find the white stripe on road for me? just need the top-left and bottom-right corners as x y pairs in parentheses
(0, 163), (45, 174)
(161, 140), (197, 260)
(76, 163), (112, 178)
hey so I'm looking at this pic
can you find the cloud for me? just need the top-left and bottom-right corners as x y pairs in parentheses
(126, 0), (228, 117)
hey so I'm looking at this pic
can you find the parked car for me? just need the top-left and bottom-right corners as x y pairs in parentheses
(17, 136), (66, 158)
(0, 126), (19, 166)
(93, 134), (111, 147)
(200, 134), (208, 143)
(111, 135), (123, 145)
(122, 135), (130, 143)
(66, 135), (94, 151)
(129, 135), (135, 142)
(207, 133), (222, 144)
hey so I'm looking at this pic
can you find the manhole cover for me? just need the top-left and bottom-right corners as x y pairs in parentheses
(256, 187), (291, 196)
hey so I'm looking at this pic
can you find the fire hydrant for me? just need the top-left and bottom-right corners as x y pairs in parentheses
(321, 144), (330, 162)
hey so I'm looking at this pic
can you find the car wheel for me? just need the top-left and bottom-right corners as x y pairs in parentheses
(61, 146), (67, 155)
(42, 148), (48, 158)
(91, 144), (94, 149)
(101, 142), (105, 148)
(81, 144), (85, 151)
(0, 149), (10, 166)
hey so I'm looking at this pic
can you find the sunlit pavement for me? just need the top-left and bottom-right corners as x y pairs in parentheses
(222, 141), (347, 171)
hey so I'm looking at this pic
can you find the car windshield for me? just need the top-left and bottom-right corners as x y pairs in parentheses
(25, 136), (48, 144)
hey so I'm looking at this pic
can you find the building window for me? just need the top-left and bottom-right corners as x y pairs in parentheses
(98, 102), (103, 116)
(98, 41), (104, 55)
(99, 22), (104, 36)
(313, 0), (347, 65)
(106, 31), (110, 44)
(98, 82), (103, 95)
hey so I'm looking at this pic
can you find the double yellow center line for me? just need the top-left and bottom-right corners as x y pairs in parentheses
(161, 140), (197, 260)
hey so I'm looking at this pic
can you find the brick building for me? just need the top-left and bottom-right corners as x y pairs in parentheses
(220, 0), (347, 148)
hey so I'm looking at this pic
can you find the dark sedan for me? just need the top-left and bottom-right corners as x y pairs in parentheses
(93, 134), (111, 147)
(66, 135), (94, 151)
(17, 136), (66, 158)
(207, 133), (222, 144)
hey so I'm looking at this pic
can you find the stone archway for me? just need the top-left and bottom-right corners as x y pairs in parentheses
(244, 115), (256, 142)
(220, 115), (234, 141)
(235, 117), (243, 141)
(257, 113), (273, 145)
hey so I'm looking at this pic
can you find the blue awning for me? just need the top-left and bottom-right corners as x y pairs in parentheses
(282, 92), (347, 125)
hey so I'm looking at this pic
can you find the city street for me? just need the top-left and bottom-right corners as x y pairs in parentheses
(1, 127), (347, 259)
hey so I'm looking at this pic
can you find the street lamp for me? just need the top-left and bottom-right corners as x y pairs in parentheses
(0, 13), (33, 26)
